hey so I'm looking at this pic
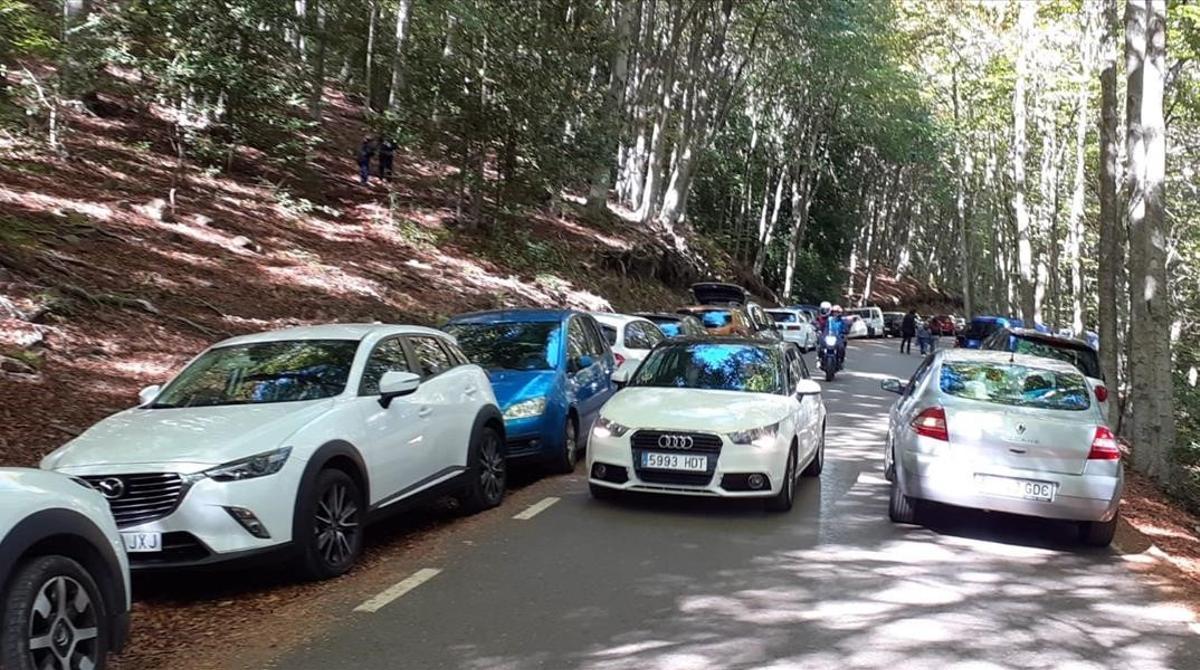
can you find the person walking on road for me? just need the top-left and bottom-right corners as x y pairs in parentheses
(900, 309), (917, 354)
(356, 136), (376, 185)
(917, 319), (934, 355)
(378, 137), (396, 180)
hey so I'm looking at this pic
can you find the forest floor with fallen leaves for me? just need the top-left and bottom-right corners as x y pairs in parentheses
(4, 85), (1200, 668)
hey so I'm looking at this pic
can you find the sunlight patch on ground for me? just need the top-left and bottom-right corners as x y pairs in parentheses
(0, 186), (114, 221)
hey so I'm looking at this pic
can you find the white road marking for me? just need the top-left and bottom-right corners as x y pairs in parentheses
(353, 568), (442, 613)
(513, 496), (560, 520)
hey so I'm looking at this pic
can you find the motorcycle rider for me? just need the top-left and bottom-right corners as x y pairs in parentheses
(828, 304), (848, 367)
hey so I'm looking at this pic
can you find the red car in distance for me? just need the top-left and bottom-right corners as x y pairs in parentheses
(929, 314), (957, 336)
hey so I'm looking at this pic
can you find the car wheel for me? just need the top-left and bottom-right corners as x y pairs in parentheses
(1080, 511), (1119, 547)
(888, 478), (918, 524)
(460, 425), (507, 514)
(1, 555), (109, 670)
(548, 418), (579, 474)
(802, 426), (825, 477)
(589, 482), (618, 502)
(765, 448), (797, 513)
(824, 366), (835, 382)
(297, 469), (364, 580)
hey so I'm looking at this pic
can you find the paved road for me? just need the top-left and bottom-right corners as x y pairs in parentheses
(270, 340), (1200, 670)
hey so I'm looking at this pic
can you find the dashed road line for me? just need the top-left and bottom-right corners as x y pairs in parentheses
(513, 496), (560, 520)
(354, 568), (442, 613)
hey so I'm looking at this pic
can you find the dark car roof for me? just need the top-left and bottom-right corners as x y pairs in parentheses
(635, 312), (689, 322)
(1003, 327), (1096, 351)
(654, 335), (785, 349)
(446, 308), (576, 324)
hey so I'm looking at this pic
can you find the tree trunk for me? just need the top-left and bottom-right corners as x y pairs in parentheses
(1067, 3), (1095, 335)
(365, 0), (378, 112)
(1011, 1), (1037, 324)
(387, 0), (413, 109)
(586, 0), (634, 215)
(952, 67), (974, 318)
(1098, 0), (1122, 426)
(1125, 0), (1175, 480)
(307, 0), (328, 121)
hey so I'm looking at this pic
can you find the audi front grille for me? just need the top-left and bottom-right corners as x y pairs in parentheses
(631, 430), (723, 487)
(630, 430), (722, 453)
(81, 473), (189, 528)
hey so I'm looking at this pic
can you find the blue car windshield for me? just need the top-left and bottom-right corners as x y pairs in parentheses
(445, 322), (560, 371)
(656, 322), (683, 337)
(940, 362), (1090, 411)
(152, 340), (357, 408)
(630, 343), (783, 394)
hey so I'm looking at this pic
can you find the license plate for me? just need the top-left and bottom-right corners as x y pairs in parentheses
(641, 452), (708, 472)
(975, 475), (1056, 502)
(121, 532), (162, 553)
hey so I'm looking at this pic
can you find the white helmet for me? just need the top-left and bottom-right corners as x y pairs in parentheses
(819, 301), (832, 316)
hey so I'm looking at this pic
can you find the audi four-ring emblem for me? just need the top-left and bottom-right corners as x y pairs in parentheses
(657, 434), (694, 450)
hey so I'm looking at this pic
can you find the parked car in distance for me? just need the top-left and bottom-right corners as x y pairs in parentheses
(881, 349), (1121, 546)
(980, 327), (1108, 415)
(589, 337), (826, 512)
(446, 309), (615, 473)
(42, 324), (507, 579)
(850, 307), (886, 338)
(687, 282), (779, 340)
(1, 468), (131, 670)
(959, 315), (1022, 348)
(765, 308), (818, 352)
(843, 314), (870, 339)
(883, 311), (906, 337)
(677, 305), (755, 336)
(929, 314), (957, 337)
(591, 312), (667, 367)
(634, 313), (707, 339)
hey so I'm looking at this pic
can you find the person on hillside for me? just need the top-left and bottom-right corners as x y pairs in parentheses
(917, 318), (934, 355)
(378, 136), (396, 180)
(900, 309), (917, 354)
(356, 136), (377, 184)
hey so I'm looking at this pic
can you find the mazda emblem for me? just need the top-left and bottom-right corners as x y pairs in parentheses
(96, 477), (125, 500)
(657, 434), (694, 450)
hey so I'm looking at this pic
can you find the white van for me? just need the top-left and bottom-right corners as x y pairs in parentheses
(851, 307), (886, 338)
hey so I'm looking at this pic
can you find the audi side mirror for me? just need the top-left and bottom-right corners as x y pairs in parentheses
(379, 371), (421, 408)
(611, 359), (638, 388)
(795, 379), (821, 396)
(138, 384), (162, 406)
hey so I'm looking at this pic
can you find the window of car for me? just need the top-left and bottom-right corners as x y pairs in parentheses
(1010, 336), (1103, 379)
(567, 317), (590, 363)
(600, 324), (618, 345)
(152, 339), (358, 408)
(904, 356), (935, 397)
(768, 311), (797, 324)
(445, 322), (561, 371)
(691, 309), (732, 328)
(785, 348), (805, 388)
(625, 321), (663, 349)
(630, 342), (784, 394)
(653, 318), (685, 337)
(940, 361), (1091, 411)
(359, 337), (413, 395)
(583, 317), (609, 357)
(409, 336), (454, 379)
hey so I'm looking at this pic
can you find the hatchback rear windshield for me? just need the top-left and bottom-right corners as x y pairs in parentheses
(153, 340), (358, 408)
(1011, 336), (1102, 379)
(940, 362), (1091, 411)
(768, 312), (797, 323)
(655, 321), (684, 337)
(631, 343), (783, 394)
(694, 310), (732, 328)
(965, 320), (1003, 340)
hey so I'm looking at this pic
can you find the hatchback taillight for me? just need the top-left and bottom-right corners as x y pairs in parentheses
(912, 407), (949, 441)
(1095, 385), (1109, 403)
(1088, 426), (1121, 460)
(614, 353), (625, 367)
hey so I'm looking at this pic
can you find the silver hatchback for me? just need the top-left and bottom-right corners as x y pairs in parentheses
(881, 349), (1123, 546)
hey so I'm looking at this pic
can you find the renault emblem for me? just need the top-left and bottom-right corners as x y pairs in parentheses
(657, 434), (694, 450)
(96, 477), (125, 500)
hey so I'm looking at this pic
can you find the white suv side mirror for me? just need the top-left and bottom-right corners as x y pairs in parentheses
(795, 379), (822, 396)
(378, 371), (421, 408)
(138, 384), (162, 406)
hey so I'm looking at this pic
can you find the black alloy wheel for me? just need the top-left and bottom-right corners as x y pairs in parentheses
(462, 426), (507, 513)
(298, 469), (364, 580)
(1, 555), (109, 670)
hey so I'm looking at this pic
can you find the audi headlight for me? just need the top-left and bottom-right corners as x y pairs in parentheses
(202, 447), (292, 482)
(729, 423), (780, 448)
(592, 416), (630, 439)
(504, 397), (547, 420)
(824, 335), (838, 347)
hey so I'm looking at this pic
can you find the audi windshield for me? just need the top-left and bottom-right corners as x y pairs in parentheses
(629, 343), (783, 394)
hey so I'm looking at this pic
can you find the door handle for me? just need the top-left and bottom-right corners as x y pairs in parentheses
(418, 407), (433, 418)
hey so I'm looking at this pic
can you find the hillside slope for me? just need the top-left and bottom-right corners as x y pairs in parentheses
(0, 90), (699, 467)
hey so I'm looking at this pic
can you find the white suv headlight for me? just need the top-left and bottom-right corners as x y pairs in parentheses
(592, 416), (630, 439)
(504, 397), (547, 420)
(202, 447), (292, 482)
(729, 423), (780, 448)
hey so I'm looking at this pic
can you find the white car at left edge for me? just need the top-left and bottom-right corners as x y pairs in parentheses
(41, 324), (508, 581)
(588, 337), (826, 511)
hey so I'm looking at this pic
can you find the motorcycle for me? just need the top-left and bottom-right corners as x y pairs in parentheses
(817, 334), (842, 382)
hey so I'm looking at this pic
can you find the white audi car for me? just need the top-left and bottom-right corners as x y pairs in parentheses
(1, 468), (131, 670)
(587, 338), (826, 511)
(41, 325), (507, 580)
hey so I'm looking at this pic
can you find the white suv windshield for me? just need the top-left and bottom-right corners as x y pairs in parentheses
(152, 340), (358, 408)
(940, 362), (1091, 411)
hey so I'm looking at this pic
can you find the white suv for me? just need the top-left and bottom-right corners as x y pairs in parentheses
(1, 468), (131, 670)
(588, 338), (826, 511)
(41, 325), (507, 580)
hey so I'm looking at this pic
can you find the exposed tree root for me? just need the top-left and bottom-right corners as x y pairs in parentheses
(58, 284), (220, 338)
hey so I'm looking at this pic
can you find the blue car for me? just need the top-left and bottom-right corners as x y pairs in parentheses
(960, 316), (1024, 349)
(444, 309), (617, 473)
